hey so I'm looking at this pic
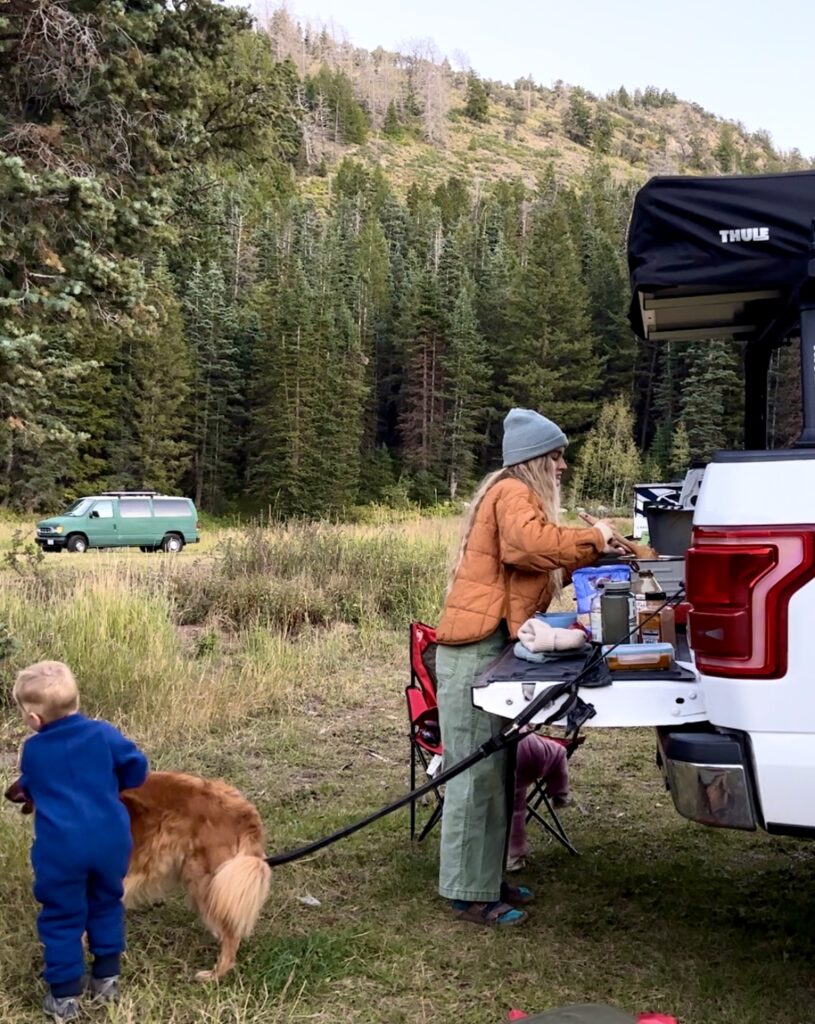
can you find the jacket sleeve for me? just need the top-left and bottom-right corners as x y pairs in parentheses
(496, 486), (605, 573)
(103, 724), (149, 791)
(17, 740), (33, 800)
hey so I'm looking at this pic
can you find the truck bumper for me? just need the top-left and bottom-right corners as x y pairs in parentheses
(657, 729), (757, 831)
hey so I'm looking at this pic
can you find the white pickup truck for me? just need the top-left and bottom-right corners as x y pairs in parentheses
(474, 169), (815, 839)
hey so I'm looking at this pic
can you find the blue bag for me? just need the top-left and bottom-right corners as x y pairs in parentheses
(572, 565), (631, 614)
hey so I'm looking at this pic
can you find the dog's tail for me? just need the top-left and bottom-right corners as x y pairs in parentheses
(206, 855), (271, 939)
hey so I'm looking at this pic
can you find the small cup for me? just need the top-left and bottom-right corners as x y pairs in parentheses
(536, 611), (577, 629)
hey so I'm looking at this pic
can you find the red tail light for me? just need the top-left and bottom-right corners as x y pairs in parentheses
(196, 520), (201, 530)
(686, 527), (815, 678)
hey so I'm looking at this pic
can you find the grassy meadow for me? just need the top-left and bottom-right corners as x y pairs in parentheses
(0, 514), (814, 1023)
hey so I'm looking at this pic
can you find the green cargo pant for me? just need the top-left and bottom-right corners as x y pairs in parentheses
(436, 628), (510, 902)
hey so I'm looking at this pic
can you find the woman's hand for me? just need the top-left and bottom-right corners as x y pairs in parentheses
(580, 513), (636, 556)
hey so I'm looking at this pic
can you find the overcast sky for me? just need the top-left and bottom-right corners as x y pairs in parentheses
(230, 0), (812, 157)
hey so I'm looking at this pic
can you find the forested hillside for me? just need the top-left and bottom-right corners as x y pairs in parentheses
(0, 1), (804, 513)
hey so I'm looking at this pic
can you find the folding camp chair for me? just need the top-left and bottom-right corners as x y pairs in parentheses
(522, 742), (583, 857)
(406, 621), (445, 842)
(406, 621), (584, 855)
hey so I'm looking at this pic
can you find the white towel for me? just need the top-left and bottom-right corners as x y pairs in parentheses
(517, 617), (586, 653)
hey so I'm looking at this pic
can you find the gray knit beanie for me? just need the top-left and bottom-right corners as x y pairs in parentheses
(502, 408), (568, 467)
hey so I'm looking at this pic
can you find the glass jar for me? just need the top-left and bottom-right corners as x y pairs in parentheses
(637, 584), (677, 645)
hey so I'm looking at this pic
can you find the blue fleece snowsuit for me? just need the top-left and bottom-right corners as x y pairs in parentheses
(18, 713), (149, 987)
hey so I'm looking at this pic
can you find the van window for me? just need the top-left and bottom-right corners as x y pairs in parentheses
(91, 500), (114, 519)
(64, 499), (92, 517)
(120, 499), (151, 518)
(153, 498), (191, 517)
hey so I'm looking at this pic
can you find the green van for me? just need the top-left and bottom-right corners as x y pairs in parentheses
(35, 491), (200, 554)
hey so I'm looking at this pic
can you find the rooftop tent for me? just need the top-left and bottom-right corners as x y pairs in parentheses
(626, 170), (815, 448)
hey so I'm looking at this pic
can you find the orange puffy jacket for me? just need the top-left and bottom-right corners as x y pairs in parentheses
(435, 478), (604, 645)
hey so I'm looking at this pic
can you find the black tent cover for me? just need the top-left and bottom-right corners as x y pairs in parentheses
(628, 170), (815, 340)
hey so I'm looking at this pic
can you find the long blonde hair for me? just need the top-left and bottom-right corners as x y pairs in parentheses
(449, 453), (563, 592)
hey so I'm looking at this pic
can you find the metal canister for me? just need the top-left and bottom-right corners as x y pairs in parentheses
(600, 579), (636, 646)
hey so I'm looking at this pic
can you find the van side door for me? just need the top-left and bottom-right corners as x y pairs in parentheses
(117, 497), (154, 548)
(87, 499), (118, 547)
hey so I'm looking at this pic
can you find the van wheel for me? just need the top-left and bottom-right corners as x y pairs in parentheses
(66, 535), (88, 554)
(161, 534), (184, 553)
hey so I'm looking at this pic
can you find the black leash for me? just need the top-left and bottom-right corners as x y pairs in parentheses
(266, 586), (686, 867)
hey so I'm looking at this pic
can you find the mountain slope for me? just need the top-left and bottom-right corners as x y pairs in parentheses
(264, 8), (810, 195)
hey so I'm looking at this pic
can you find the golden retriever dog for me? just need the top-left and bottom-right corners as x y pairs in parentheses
(6, 770), (272, 981)
(120, 771), (271, 980)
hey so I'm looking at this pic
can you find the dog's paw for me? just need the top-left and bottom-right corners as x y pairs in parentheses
(194, 969), (217, 983)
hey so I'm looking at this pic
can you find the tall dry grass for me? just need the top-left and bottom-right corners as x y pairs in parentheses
(0, 519), (452, 751)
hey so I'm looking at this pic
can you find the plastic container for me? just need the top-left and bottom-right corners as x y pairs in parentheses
(603, 642), (674, 672)
(535, 611), (577, 628)
(600, 580), (636, 646)
(644, 505), (693, 556)
(589, 585), (605, 642)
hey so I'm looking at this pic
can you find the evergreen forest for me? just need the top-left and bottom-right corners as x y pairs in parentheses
(1, 1), (805, 514)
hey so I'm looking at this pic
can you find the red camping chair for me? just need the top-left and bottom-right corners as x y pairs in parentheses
(407, 622), (445, 842)
(406, 621), (584, 855)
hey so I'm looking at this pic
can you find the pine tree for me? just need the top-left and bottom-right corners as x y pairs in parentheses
(441, 271), (488, 497)
(396, 263), (446, 488)
(125, 256), (192, 493)
(433, 177), (470, 228)
(653, 342), (677, 425)
(616, 86), (632, 109)
(563, 90), (593, 146)
(0, 320), (101, 510)
(464, 73), (489, 123)
(591, 108), (614, 154)
(182, 261), (242, 510)
(249, 247), (318, 515)
(768, 344), (802, 447)
(650, 422), (673, 480)
(383, 100), (402, 138)
(669, 421), (691, 478)
(583, 227), (635, 396)
(506, 197), (600, 437)
(352, 213), (392, 465)
(681, 341), (742, 461)
(714, 125), (739, 173)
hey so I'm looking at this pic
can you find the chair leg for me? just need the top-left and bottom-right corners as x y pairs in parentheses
(417, 799), (443, 842)
(410, 740), (417, 840)
(410, 742), (444, 842)
(526, 781), (579, 856)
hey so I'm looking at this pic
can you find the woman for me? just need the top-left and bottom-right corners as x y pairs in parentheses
(434, 408), (621, 927)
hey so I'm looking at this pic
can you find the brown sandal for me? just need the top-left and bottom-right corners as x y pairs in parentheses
(451, 900), (528, 926)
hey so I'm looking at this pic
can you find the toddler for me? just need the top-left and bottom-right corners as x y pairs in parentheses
(507, 731), (571, 871)
(11, 661), (148, 1022)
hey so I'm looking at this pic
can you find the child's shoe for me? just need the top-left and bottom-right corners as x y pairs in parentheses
(88, 975), (120, 1003)
(552, 793), (572, 809)
(42, 993), (80, 1022)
